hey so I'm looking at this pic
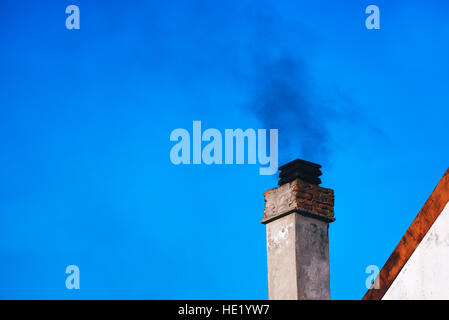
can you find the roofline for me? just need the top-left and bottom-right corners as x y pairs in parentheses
(363, 167), (449, 300)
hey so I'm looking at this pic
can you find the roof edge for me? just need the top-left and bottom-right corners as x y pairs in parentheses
(363, 167), (449, 300)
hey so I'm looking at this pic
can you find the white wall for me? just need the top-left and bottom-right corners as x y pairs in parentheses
(383, 201), (449, 299)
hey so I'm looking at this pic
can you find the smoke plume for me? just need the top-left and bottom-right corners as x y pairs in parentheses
(249, 55), (333, 166)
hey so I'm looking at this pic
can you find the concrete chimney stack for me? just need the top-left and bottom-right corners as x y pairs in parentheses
(261, 159), (335, 300)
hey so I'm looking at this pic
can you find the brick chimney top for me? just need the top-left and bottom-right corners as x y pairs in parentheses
(278, 158), (322, 186)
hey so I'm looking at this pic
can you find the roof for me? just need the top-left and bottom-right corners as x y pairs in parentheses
(363, 168), (449, 300)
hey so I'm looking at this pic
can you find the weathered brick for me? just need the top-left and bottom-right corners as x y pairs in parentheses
(264, 179), (334, 219)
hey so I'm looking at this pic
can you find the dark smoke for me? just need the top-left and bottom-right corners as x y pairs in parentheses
(249, 55), (331, 166)
(107, 0), (378, 168)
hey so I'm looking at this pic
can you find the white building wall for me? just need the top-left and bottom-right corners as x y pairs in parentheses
(383, 201), (449, 299)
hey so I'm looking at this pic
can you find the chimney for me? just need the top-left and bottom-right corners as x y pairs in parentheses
(261, 159), (335, 300)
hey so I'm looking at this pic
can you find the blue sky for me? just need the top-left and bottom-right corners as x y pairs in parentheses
(0, 0), (448, 299)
